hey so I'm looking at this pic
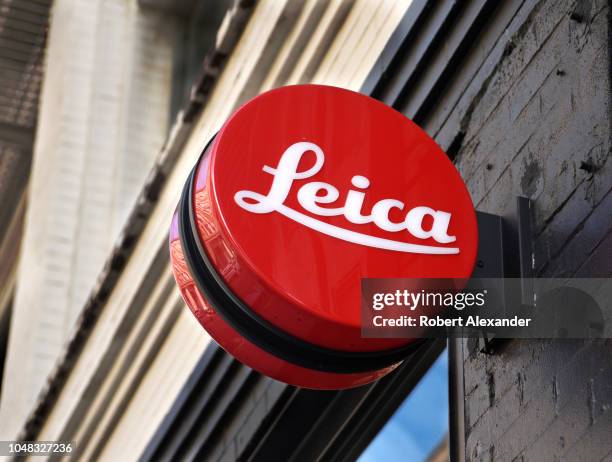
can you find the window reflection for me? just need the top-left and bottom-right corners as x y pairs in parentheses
(359, 349), (449, 462)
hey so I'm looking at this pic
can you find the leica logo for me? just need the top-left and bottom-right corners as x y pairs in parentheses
(234, 142), (459, 254)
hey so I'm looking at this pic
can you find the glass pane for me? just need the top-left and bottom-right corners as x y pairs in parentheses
(359, 349), (449, 462)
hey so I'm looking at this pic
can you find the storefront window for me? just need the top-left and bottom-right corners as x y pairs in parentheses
(359, 350), (449, 462)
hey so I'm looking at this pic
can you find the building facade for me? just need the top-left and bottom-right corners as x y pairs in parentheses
(0, 0), (610, 460)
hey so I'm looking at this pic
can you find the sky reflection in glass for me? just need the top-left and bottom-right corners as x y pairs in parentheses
(359, 349), (449, 462)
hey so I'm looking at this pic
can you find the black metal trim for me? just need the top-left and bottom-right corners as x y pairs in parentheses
(448, 338), (466, 462)
(177, 141), (423, 375)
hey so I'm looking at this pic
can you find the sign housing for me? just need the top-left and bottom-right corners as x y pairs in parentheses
(170, 85), (478, 389)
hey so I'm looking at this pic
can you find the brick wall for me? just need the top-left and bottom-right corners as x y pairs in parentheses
(459, 0), (611, 459)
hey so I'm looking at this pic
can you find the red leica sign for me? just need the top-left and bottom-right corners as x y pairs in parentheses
(169, 85), (478, 389)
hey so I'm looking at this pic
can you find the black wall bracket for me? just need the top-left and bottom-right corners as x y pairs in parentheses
(470, 196), (535, 354)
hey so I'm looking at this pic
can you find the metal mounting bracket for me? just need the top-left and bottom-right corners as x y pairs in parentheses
(471, 196), (534, 354)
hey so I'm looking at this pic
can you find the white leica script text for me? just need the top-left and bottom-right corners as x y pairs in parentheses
(234, 142), (460, 254)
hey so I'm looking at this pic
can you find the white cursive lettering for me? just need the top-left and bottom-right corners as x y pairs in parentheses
(234, 142), (459, 254)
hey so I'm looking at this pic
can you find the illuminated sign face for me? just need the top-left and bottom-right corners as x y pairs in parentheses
(170, 85), (478, 389)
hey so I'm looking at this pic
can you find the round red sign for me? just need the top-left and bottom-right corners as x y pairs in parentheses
(170, 84), (478, 389)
